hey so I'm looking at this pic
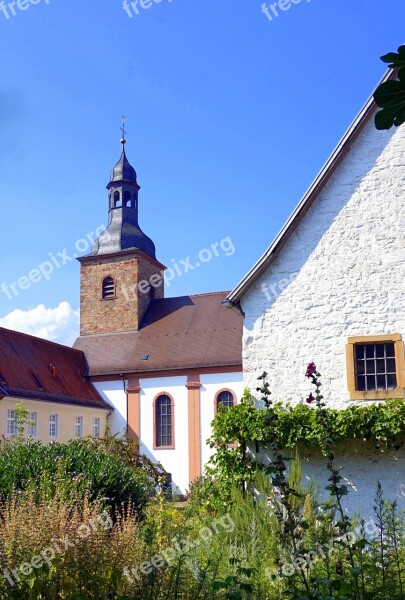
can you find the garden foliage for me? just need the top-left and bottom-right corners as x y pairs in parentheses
(0, 371), (405, 599)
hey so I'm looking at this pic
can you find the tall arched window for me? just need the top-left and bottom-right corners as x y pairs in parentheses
(102, 276), (115, 299)
(114, 191), (121, 207)
(155, 394), (174, 448)
(216, 390), (235, 412)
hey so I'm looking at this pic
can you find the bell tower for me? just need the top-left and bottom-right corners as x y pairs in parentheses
(78, 127), (166, 336)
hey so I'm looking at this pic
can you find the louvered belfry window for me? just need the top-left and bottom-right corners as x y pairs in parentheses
(155, 395), (173, 447)
(102, 277), (115, 299)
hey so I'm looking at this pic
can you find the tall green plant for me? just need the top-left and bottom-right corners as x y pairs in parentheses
(305, 363), (363, 600)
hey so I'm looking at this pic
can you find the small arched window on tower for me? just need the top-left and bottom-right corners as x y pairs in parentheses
(215, 390), (235, 413)
(124, 190), (132, 207)
(114, 191), (122, 208)
(102, 276), (115, 299)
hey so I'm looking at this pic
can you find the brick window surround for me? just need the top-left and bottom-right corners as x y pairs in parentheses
(346, 334), (405, 400)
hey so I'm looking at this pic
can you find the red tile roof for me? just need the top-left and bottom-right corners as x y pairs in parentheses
(74, 292), (242, 376)
(0, 327), (110, 410)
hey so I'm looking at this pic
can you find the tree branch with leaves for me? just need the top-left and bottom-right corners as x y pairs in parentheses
(374, 45), (405, 129)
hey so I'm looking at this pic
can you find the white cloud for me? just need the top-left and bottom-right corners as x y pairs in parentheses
(0, 302), (80, 346)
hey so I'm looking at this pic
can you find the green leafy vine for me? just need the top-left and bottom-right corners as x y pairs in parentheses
(209, 393), (405, 451)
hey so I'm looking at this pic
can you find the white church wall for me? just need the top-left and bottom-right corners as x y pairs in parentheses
(93, 380), (127, 436)
(93, 373), (245, 495)
(139, 375), (189, 495)
(200, 372), (244, 471)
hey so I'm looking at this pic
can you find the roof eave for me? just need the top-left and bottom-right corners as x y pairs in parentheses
(77, 247), (167, 271)
(227, 68), (396, 304)
(87, 361), (243, 378)
(3, 388), (111, 411)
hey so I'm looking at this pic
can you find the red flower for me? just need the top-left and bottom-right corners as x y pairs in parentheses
(305, 362), (317, 379)
(306, 393), (315, 404)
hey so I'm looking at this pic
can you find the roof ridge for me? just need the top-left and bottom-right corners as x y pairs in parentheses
(227, 68), (397, 303)
(0, 325), (83, 354)
(158, 291), (231, 300)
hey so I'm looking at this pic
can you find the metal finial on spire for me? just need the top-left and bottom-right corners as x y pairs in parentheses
(120, 114), (127, 146)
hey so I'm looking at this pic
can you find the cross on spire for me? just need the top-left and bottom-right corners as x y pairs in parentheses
(121, 114), (127, 146)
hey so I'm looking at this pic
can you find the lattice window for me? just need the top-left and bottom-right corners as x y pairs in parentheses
(355, 342), (397, 391)
(155, 395), (173, 447)
(27, 412), (38, 437)
(216, 390), (235, 411)
(7, 409), (17, 436)
(75, 416), (83, 438)
(93, 417), (100, 438)
(346, 334), (405, 400)
(49, 414), (58, 438)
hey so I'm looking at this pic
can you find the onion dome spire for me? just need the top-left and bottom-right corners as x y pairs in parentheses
(87, 118), (156, 260)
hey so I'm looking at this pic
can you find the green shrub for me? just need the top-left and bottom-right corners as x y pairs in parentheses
(0, 436), (156, 513)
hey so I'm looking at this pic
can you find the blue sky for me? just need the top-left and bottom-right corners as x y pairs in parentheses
(0, 0), (404, 343)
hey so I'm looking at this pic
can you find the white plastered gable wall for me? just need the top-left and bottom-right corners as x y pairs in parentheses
(240, 116), (405, 515)
(243, 118), (405, 409)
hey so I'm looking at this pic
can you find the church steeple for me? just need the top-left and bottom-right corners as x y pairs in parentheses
(88, 129), (156, 260)
(78, 126), (166, 336)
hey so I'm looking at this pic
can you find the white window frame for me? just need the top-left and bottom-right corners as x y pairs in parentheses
(27, 411), (38, 437)
(75, 416), (83, 439)
(7, 409), (17, 436)
(92, 417), (100, 438)
(49, 414), (59, 439)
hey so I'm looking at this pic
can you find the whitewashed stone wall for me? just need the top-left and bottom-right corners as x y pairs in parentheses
(300, 441), (405, 516)
(240, 118), (405, 514)
(243, 119), (405, 408)
(255, 442), (405, 516)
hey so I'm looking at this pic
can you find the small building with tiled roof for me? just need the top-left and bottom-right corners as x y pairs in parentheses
(74, 137), (243, 494)
(0, 327), (110, 442)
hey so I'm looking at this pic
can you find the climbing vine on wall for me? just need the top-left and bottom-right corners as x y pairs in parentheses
(209, 392), (405, 451)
